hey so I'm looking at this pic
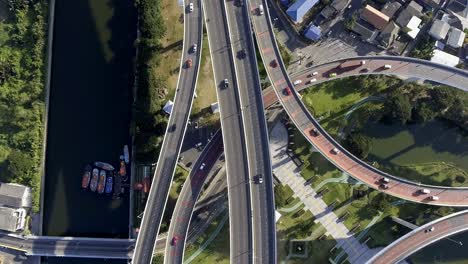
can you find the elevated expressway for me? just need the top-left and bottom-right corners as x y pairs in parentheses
(203, 0), (253, 262)
(249, 0), (468, 207)
(224, 0), (276, 263)
(367, 210), (468, 264)
(132, 0), (203, 263)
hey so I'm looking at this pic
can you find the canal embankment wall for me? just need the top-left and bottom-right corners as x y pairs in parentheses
(38, 0), (56, 236)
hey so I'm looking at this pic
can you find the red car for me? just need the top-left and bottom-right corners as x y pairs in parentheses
(171, 236), (180, 246)
(186, 59), (193, 68)
(270, 59), (278, 68)
(283, 86), (292, 96)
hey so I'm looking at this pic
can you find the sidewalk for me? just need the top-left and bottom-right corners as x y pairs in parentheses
(270, 121), (376, 263)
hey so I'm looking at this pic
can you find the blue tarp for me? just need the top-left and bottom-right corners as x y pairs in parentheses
(280, 0), (290, 7)
(286, 0), (319, 23)
(304, 25), (321, 40)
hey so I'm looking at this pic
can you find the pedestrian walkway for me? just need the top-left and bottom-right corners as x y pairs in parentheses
(270, 121), (376, 263)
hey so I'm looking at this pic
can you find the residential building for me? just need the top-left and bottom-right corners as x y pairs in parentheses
(210, 102), (219, 114)
(361, 5), (390, 30)
(465, 44), (468, 59)
(396, 1), (423, 28)
(0, 207), (26, 232)
(0, 183), (31, 208)
(319, 0), (348, 19)
(447, 27), (466, 48)
(381, 1), (402, 18)
(422, 0), (442, 8)
(352, 21), (379, 42)
(320, 6), (336, 19)
(286, 0), (319, 24)
(406, 16), (422, 39)
(431, 49), (460, 66)
(429, 19), (450, 40)
(304, 25), (321, 40)
(378, 22), (400, 47)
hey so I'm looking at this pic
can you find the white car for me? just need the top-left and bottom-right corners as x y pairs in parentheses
(199, 163), (206, 170)
(192, 44), (197, 53)
(332, 148), (340, 154)
(189, 3), (194, 12)
(293, 79), (302, 86)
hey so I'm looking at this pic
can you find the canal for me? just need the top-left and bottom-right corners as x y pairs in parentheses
(43, 0), (136, 244)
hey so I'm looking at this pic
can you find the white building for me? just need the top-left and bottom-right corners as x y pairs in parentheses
(0, 207), (26, 232)
(210, 102), (219, 114)
(0, 183), (31, 208)
(447, 27), (466, 48)
(406, 16), (422, 39)
(431, 49), (460, 67)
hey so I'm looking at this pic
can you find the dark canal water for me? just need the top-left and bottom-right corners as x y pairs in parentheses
(43, 0), (136, 246)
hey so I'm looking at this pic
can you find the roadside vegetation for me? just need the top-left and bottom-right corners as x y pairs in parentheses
(410, 35), (435, 60)
(0, 0), (48, 212)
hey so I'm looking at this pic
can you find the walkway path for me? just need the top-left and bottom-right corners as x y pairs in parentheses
(278, 200), (303, 213)
(270, 121), (375, 263)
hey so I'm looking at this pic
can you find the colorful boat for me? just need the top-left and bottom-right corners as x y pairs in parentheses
(81, 165), (92, 190)
(90, 169), (99, 192)
(119, 161), (126, 176)
(105, 175), (113, 194)
(124, 145), (130, 164)
(97, 170), (107, 194)
(94, 161), (115, 171)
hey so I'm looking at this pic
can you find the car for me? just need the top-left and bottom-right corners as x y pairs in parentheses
(380, 183), (389, 189)
(332, 148), (340, 154)
(360, 68), (369, 73)
(255, 174), (263, 184)
(186, 59), (193, 68)
(237, 49), (246, 59)
(293, 79), (302, 86)
(283, 86), (292, 96)
(329, 73), (337, 78)
(425, 226), (435, 233)
(305, 61), (314, 68)
(171, 236), (179, 245)
(384, 64), (392, 69)
(310, 128), (319, 136)
(270, 59), (278, 68)
(189, 3), (194, 12)
(381, 177), (390, 183)
(169, 124), (176, 132)
(258, 4), (264, 15)
(199, 163), (206, 170)
(191, 44), (197, 53)
(420, 189), (431, 194)
(223, 79), (229, 88)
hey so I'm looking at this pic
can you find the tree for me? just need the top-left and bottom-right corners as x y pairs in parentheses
(384, 93), (412, 124)
(344, 133), (372, 159)
(413, 101), (436, 122)
(370, 193), (391, 213)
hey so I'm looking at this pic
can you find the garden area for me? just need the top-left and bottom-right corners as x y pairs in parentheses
(0, 0), (48, 212)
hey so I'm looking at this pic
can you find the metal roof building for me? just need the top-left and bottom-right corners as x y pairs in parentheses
(431, 49), (460, 66)
(447, 27), (466, 48)
(286, 0), (319, 24)
(396, 1), (423, 28)
(304, 25), (321, 40)
(429, 19), (450, 40)
(0, 207), (26, 232)
(0, 183), (31, 208)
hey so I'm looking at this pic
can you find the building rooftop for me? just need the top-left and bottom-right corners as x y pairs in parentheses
(361, 5), (390, 30)
(163, 100), (173, 115)
(378, 22), (400, 47)
(0, 183), (31, 208)
(406, 16), (422, 39)
(422, 0), (442, 8)
(396, 1), (423, 28)
(352, 21), (379, 42)
(320, 6), (336, 19)
(286, 0), (319, 23)
(429, 19), (450, 40)
(304, 25), (322, 40)
(447, 0), (468, 18)
(431, 49), (460, 66)
(0, 207), (26, 232)
(447, 27), (466, 48)
(381, 1), (402, 18)
(331, 0), (348, 12)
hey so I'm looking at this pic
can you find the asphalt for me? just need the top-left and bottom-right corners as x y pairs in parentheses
(132, 0), (203, 263)
(164, 132), (224, 263)
(203, 0), (253, 262)
(224, 1), (276, 263)
(367, 210), (468, 264)
(249, 0), (468, 207)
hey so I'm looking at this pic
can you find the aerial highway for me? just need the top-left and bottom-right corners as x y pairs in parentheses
(204, 0), (253, 262)
(367, 210), (468, 264)
(164, 132), (223, 263)
(132, 0), (203, 263)
(249, 0), (468, 207)
(224, 0), (276, 263)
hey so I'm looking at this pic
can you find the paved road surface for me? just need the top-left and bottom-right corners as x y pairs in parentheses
(132, 1), (203, 263)
(203, 0), (253, 262)
(367, 210), (468, 264)
(249, 0), (468, 207)
(224, 0), (276, 263)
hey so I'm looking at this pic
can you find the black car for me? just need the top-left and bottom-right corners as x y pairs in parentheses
(237, 49), (246, 59)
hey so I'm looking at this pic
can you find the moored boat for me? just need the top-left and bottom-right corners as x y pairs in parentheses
(97, 170), (106, 194)
(94, 161), (115, 171)
(90, 169), (99, 192)
(81, 165), (92, 190)
(119, 161), (126, 177)
(105, 175), (113, 194)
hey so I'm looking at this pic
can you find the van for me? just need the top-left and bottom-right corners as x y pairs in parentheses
(384, 64), (392, 69)
(293, 79), (302, 86)
(332, 148), (340, 154)
(421, 189), (430, 194)
(430, 195), (439, 201)
(258, 4), (264, 15)
(312, 71), (318, 76)
(381, 177), (390, 183)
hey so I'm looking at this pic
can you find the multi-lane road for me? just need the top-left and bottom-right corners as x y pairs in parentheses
(203, 0), (253, 262)
(249, 0), (468, 207)
(224, 0), (276, 262)
(367, 210), (468, 264)
(132, 0), (203, 263)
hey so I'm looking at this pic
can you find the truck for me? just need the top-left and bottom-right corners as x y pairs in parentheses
(339, 60), (365, 70)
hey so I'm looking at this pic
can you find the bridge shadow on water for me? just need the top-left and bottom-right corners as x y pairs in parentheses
(43, 0), (136, 254)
